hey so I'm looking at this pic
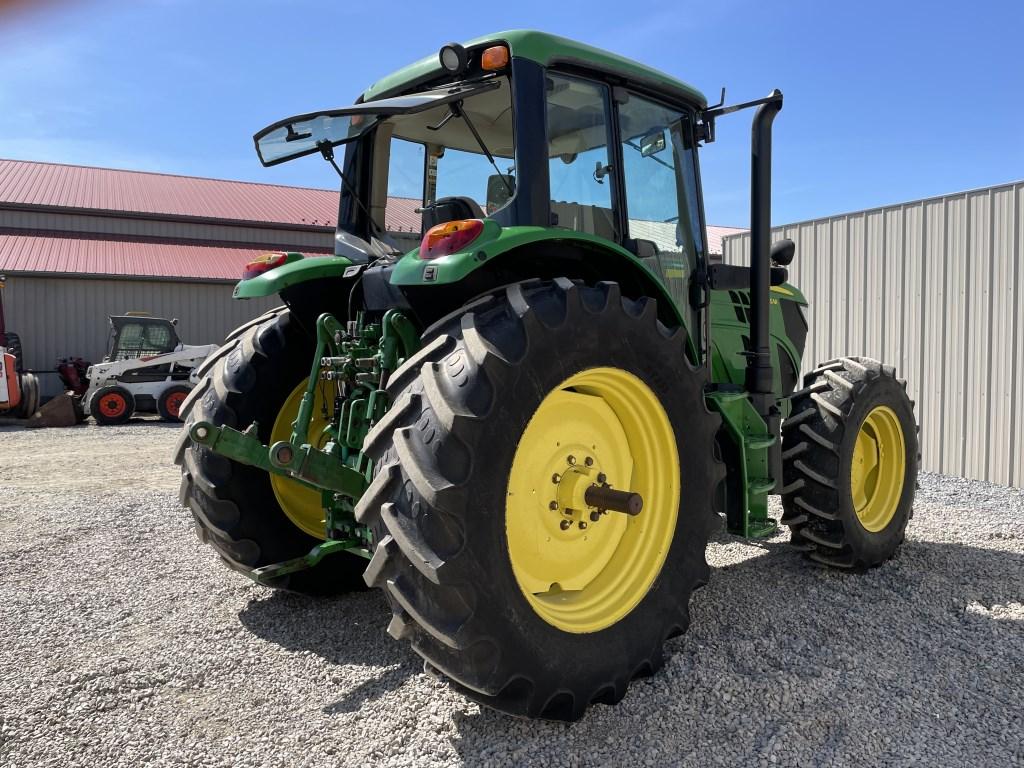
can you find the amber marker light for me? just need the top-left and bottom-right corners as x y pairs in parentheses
(481, 45), (510, 71)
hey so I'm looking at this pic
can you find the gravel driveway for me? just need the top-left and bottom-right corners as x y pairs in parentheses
(1, 422), (1021, 767)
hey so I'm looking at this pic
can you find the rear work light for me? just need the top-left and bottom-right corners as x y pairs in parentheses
(242, 252), (289, 279)
(420, 219), (484, 260)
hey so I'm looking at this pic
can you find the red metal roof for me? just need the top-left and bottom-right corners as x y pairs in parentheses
(0, 230), (331, 281)
(0, 158), (342, 228)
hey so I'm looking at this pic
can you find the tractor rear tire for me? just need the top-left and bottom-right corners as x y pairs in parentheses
(780, 356), (919, 569)
(91, 385), (134, 425)
(5, 332), (23, 372)
(174, 306), (368, 596)
(157, 385), (191, 422)
(356, 280), (722, 720)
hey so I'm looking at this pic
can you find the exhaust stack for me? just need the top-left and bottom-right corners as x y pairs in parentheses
(745, 90), (784, 413)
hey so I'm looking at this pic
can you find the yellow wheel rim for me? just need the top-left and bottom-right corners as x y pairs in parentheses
(505, 367), (679, 634)
(269, 379), (329, 540)
(851, 405), (906, 532)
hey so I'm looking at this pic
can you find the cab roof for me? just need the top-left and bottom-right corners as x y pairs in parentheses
(361, 29), (707, 108)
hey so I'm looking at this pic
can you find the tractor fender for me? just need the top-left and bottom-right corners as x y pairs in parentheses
(232, 255), (355, 299)
(390, 224), (688, 330)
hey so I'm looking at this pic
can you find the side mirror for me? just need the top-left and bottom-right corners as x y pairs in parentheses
(770, 238), (795, 266)
(639, 130), (667, 157)
(485, 173), (515, 214)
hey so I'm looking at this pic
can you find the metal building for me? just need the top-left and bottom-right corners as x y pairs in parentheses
(0, 159), (401, 398)
(722, 180), (1024, 488)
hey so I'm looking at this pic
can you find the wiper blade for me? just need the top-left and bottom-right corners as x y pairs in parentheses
(445, 101), (514, 198)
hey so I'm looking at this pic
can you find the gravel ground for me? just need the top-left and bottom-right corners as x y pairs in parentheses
(0, 421), (1021, 767)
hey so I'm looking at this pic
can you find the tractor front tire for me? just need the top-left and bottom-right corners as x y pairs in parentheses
(780, 356), (919, 569)
(174, 307), (368, 595)
(91, 385), (134, 425)
(357, 280), (722, 720)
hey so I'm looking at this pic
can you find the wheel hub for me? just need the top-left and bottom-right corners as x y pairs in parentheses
(505, 367), (679, 634)
(851, 405), (906, 532)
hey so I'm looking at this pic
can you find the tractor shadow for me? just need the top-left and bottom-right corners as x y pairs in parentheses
(237, 535), (1022, 764)
(447, 535), (1023, 764)
(237, 587), (417, 714)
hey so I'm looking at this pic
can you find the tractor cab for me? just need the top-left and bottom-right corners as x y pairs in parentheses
(105, 315), (181, 362)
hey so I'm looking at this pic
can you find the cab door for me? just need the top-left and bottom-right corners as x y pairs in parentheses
(614, 93), (707, 360)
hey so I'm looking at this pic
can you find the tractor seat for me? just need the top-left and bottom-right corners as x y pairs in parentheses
(422, 196), (486, 230)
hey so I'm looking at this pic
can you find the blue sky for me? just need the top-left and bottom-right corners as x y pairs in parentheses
(1, 0), (1021, 227)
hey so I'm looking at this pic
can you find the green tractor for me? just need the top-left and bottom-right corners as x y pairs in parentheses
(176, 30), (918, 720)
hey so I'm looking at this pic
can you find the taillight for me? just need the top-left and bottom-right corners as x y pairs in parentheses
(420, 219), (484, 260)
(242, 252), (289, 279)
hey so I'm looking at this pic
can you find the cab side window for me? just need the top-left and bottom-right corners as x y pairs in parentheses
(546, 74), (617, 242)
(617, 94), (705, 305)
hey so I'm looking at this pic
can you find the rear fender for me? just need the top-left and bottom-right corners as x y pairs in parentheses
(232, 255), (356, 299)
(391, 224), (688, 331)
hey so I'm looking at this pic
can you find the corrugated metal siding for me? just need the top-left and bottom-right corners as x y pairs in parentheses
(722, 181), (1024, 488)
(3, 275), (278, 398)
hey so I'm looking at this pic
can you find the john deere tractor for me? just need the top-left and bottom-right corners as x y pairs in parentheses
(176, 30), (918, 720)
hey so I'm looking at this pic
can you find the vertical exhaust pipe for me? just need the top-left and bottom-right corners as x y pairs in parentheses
(745, 90), (784, 413)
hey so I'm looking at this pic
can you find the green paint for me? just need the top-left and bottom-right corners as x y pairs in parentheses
(705, 390), (778, 539)
(250, 539), (368, 585)
(709, 283), (806, 418)
(362, 29), (706, 107)
(190, 309), (422, 574)
(391, 223), (688, 330)
(232, 255), (354, 299)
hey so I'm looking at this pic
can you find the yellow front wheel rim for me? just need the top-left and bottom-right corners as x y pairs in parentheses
(505, 367), (679, 634)
(851, 405), (906, 532)
(269, 380), (329, 540)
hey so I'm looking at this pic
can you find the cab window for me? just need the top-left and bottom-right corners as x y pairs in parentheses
(545, 73), (616, 241)
(617, 93), (705, 305)
(382, 76), (516, 238)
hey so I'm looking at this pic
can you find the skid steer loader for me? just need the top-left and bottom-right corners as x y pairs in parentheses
(176, 30), (918, 720)
(85, 314), (215, 425)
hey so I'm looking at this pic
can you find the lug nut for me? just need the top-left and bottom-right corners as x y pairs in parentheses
(551, 473), (561, 484)
(194, 426), (209, 440)
(584, 456), (594, 467)
(589, 510), (601, 522)
(559, 520), (572, 531)
(596, 472), (607, 484)
(567, 455), (576, 465)
(549, 500), (559, 511)
(579, 521), (588, 530)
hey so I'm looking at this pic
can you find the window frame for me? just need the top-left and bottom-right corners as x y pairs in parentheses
(542, 69), (624, 242)
(611, 88), (708, 263)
